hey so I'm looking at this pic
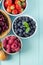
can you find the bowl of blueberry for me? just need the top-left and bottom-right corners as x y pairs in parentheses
(2, 35), (22, 55)
(2, 0), (27, 16)
(12, 15), (37, 39)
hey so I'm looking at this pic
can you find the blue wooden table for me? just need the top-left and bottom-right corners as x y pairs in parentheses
(0, 0), (43, 65)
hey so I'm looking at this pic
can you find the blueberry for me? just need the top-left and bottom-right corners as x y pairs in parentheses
(13, 22), (16, 25)
(18, 33), (22, 37)
(25, 17), (29, 22)
(17, 23), (20, 27)
(19, 29), (23, 33)
(31, 30), (35, 34)
(28, 32), (32, 36)
(22, 27), (25, 31)
(18, 17), (22, 20)
(23, 32), (25, 35)
(31, 20), (36, 25)
(13, 25), (15, 29)
(33, 25), (36, 29)
(18, 21), (22, 26)
(22, 17), (26, 21)
(20, 17), (23, 20)
(15, 26), (18, 29)
(15, 30), (18, 34)
(30, 26), (33, 29)
(25, 34), (28, 37)
(32, 28), (35, 32)
(17, 28), (20, 32)
(20, 25), (23, 28)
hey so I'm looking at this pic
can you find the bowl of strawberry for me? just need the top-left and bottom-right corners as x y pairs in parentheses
(2, 0), (27, 16)
(2, 35), (22, 55)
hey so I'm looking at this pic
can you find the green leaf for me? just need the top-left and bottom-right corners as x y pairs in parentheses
(25, 27), (30, 33)
(23, 21), (29, 28)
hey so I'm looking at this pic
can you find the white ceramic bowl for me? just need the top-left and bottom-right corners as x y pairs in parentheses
(2, 35), (22, 55)
(0, 0), (2, 3)
(2, 0), (28, 16)
(12, 15), (37, 39)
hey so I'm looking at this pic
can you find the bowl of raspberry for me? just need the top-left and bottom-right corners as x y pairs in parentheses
(2, 0), (27, 16)
(2, 35), (22, 55)
(12, 15), (37, 39)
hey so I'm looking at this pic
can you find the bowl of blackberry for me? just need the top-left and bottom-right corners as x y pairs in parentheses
(12, 15), (37, 39)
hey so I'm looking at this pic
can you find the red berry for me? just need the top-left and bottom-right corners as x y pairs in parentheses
(11, 43), (17, 49)
(7, 6), (11, 13)
(6, 37), (10, 41)
(18, 43), (21, 47)
(5, 0), (12, 6)
(10, 4), (15, 10)
(15, 4), (21, 10)
(4, 1), (8, 8)
(10, 36), (16, 40)
(15, 47), (20, 51)
(11, 48), (15, 52)
(12, 9), (18, 14)
(7, 44), (11, 49)
(3, 39), (7, 48)
(18, 8), (23, 13)
(15, 0), (21, 6)
(6, 48), (11, 53)
(8, 39), (13, 44)
(22, 2), (26, 8)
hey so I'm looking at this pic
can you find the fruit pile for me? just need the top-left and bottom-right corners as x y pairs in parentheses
(2, 36), (21, 53)
(13, 16), (36, 37)
(0, 12), (9, 34)
(4, 0), (26, 14)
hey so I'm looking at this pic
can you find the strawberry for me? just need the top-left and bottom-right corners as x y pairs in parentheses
(12, 9), (18, 14)
(18, 8), (24, 13)
(5, 0), (12, 6)
(10, 4), (15, 10)
(4, 1), (8, 8)
(15, 4), (21, 10)
(21, 2), (26, 8)
(15, 0), (21, 6)
(7, 6), (11, 13)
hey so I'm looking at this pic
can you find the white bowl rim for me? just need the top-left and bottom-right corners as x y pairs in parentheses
(2, 35), (22, 55)
(0, 0), (2, 3)
(12, 15), (38, 39)
(2, 0), (28, 16)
